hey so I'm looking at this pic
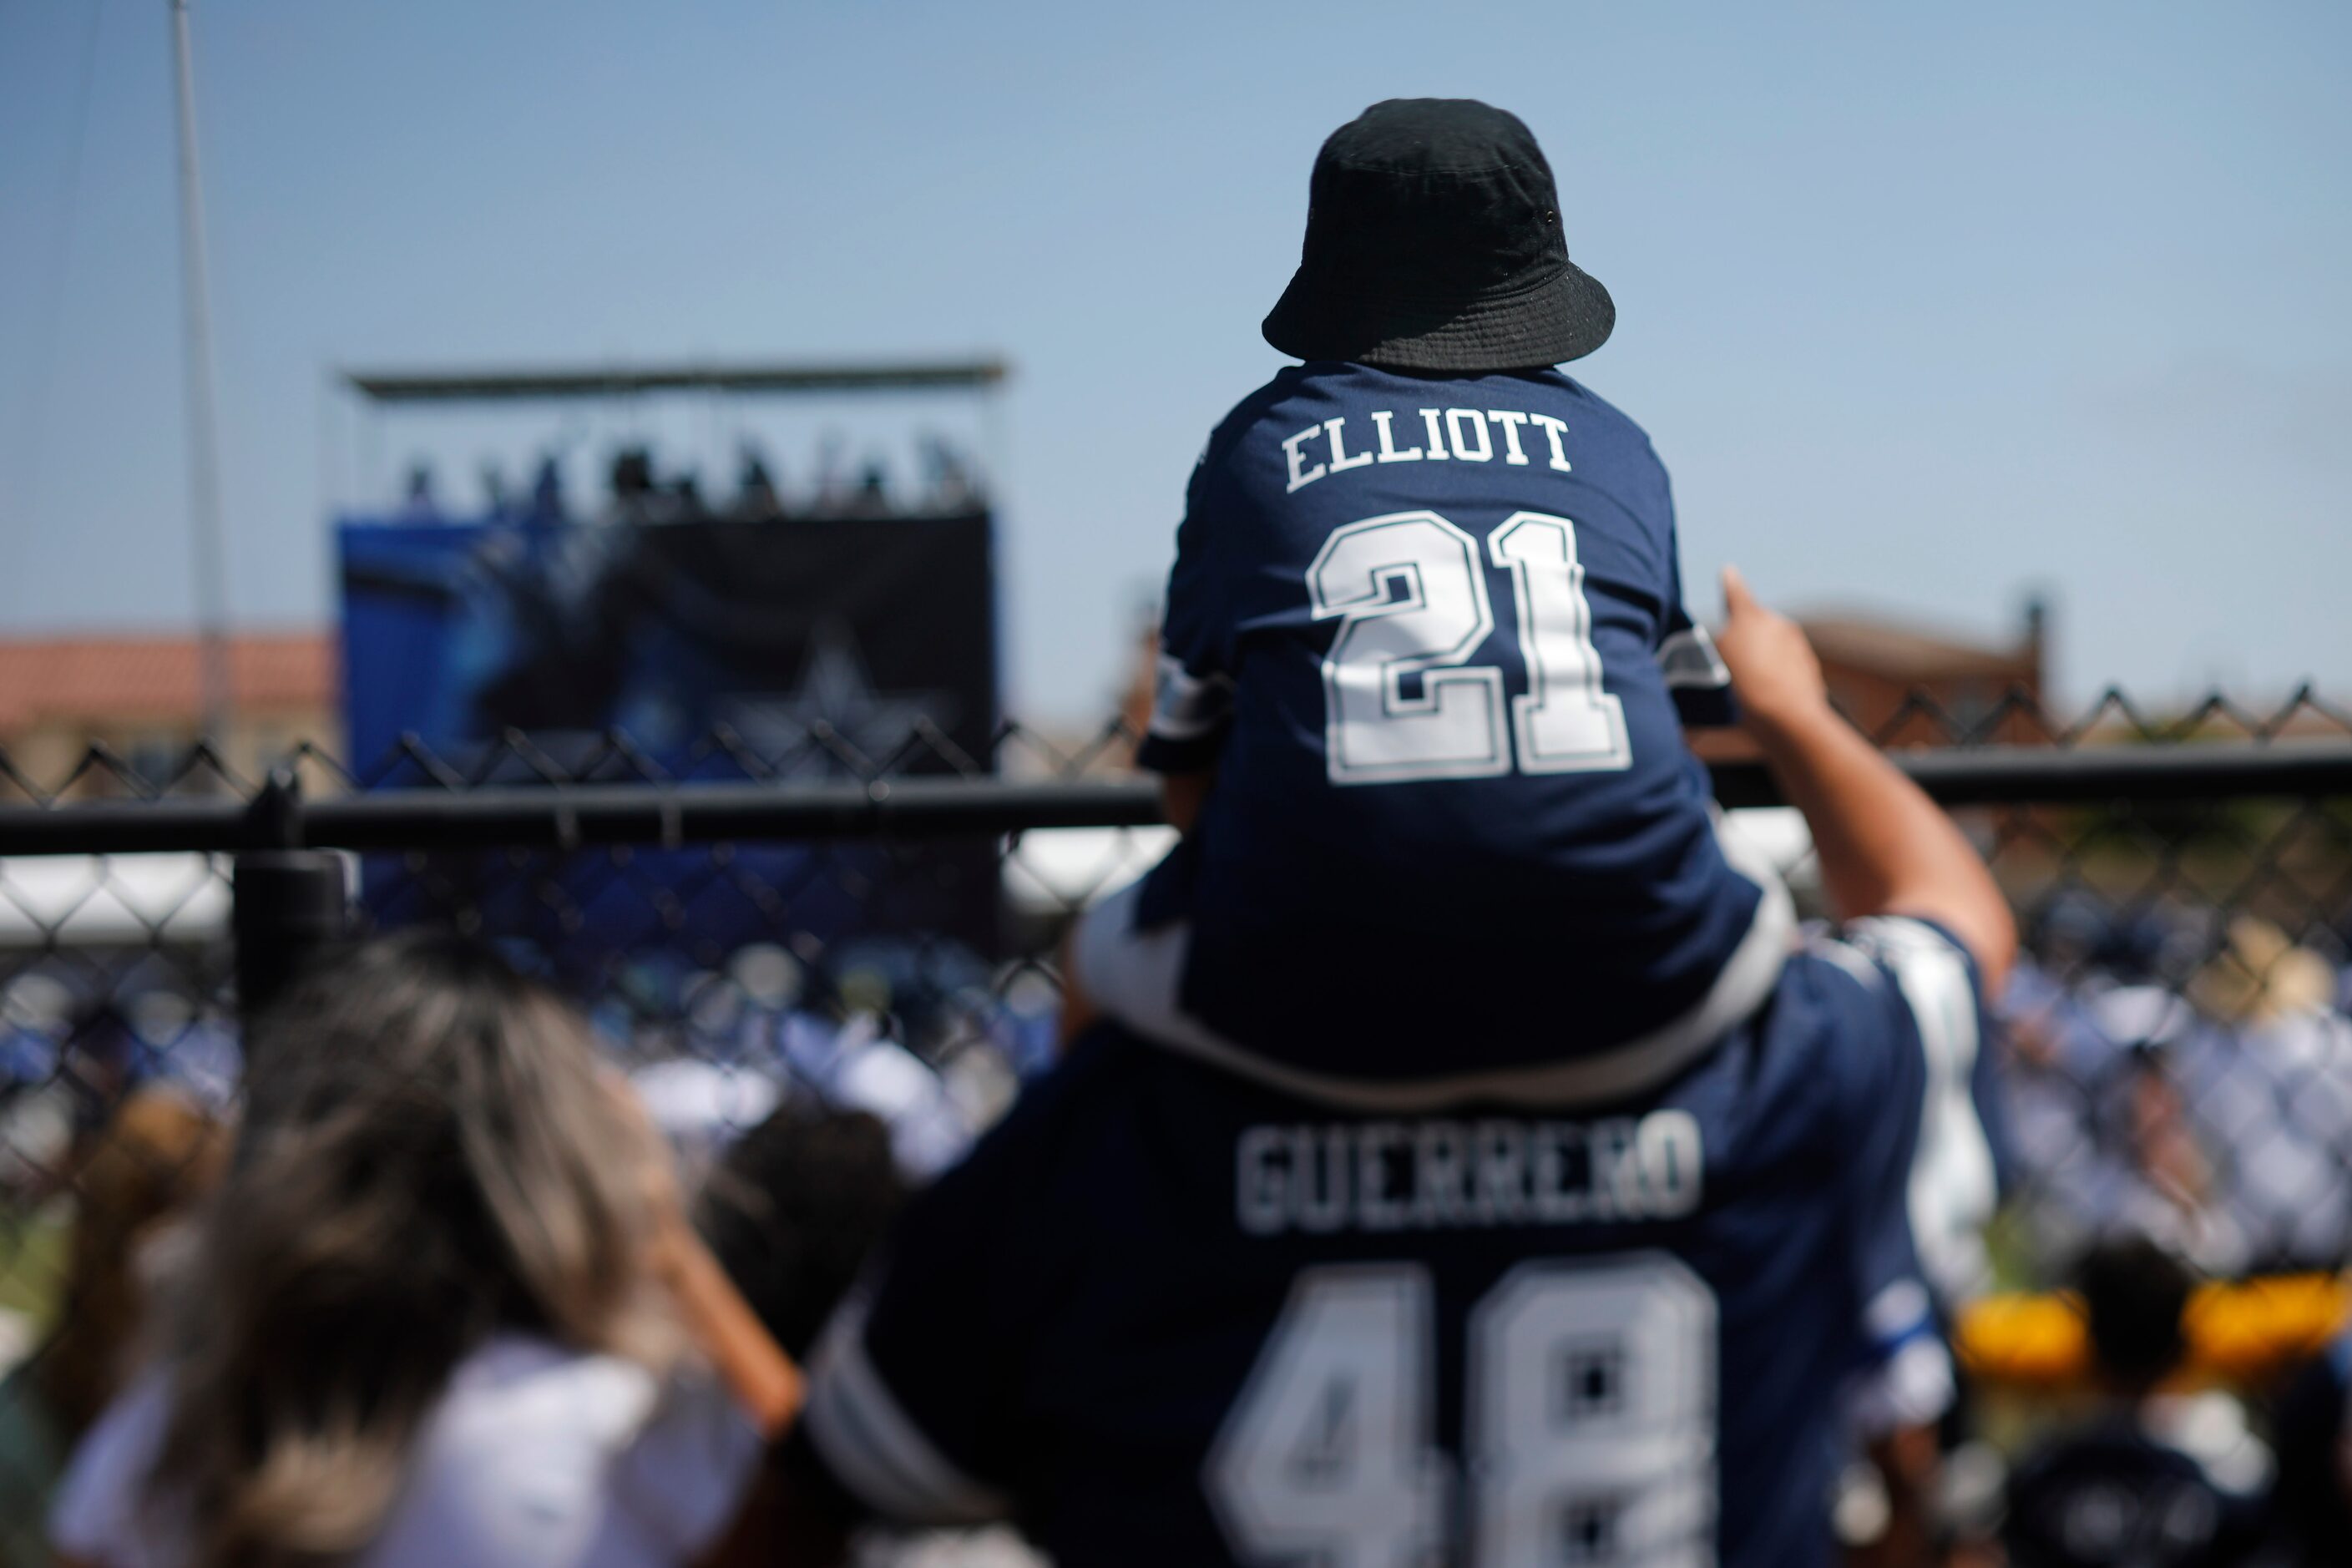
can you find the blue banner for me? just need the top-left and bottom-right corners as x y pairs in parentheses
(338, 510), (1000, 976)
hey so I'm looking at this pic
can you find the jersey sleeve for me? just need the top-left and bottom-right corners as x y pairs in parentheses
(1134, 457), (1241, 776)
(1654, 517), (1737, 730)
(799, 1070), (1076, 1527)
(1841, 915), (2004, 1306)
(1812, 917), (2003, 1434)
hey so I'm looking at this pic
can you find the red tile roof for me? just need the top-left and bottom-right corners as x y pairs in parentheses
(1798, 615), (2036, 683)
(0, 631), (336, 731)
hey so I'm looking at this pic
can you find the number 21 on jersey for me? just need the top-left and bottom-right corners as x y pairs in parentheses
(1307, 510), (1630, 787)
(1208, 1256), (1717, 1567)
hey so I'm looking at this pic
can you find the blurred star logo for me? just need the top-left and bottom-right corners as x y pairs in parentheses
(718, 620), (954, 775)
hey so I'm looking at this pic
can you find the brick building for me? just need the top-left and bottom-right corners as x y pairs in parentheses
(1803, 598), (2048, 746)
(0, 631), (337, 798)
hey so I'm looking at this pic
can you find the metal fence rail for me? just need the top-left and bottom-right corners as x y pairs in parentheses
(6, 739), (2352, 856)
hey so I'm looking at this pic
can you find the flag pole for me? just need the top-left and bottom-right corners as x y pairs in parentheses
(169, 0), (232, 741)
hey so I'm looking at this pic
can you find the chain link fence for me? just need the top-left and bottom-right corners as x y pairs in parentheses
(3, 690), (2351, 1538)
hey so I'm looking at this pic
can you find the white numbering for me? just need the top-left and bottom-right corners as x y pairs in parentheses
(1209, 1257), (1717, 1568)
(1471, 1259), (1717, 1567)
(1490, 515), (1632, 774)
(1308, 510), (1629, 786)
(1207, 1267), (1450, 1568)
(1308, 513), (1508, 783)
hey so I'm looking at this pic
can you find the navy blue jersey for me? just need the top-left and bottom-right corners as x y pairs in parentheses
(801, 918), (1995, 1567)
(2267, 1328), (2352, 1564)
(2004, 1420), (2263, 1568)
(1130, 363), (1778, 1091)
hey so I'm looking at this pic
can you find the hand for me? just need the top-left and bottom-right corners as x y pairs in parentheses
(1715, 566), (1828, 734)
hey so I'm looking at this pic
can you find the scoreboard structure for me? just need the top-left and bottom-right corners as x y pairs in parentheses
(331, 358), (1007, 966)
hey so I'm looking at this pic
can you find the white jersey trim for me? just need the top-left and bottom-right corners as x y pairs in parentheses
(1072, 808), (1795, 1113)
(1826, 917), (1999, 1304)
(1147, 654), (1236, 742)
(1656, 626), (1732, 690)
(804, 1291), (1012, 1526)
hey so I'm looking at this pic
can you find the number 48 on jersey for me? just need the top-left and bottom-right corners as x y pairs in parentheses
(1208, 1256), (1717, 1567)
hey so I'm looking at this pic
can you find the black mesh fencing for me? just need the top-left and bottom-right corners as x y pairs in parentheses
(3, 690), (2351, 1501)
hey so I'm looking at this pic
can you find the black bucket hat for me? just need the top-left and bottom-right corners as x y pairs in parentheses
(1262, 98), (1614, 372)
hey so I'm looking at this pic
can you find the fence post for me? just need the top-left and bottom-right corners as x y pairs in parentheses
(231, 766), (350, 1029)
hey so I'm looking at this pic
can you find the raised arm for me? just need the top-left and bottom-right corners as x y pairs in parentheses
(1712, 568), (2016, 994)
(650, 1220), (806, 1439)
(610, 1075), (805, 1438)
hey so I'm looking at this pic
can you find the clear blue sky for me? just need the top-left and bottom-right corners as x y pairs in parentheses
(2, 0), (2345, 721)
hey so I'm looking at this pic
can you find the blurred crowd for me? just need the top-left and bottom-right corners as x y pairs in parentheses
(0, 933), (1059, 1235)
(1925, 903), (2352, 1565)
(4, 902), (2352, 1564)
(0, 934), (1044, 1567)
(397, 434), (989, 530)
(1998, 903), (2352, 1280)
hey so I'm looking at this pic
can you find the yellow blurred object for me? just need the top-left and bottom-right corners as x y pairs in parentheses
(1955, 1273), (2349, 1390)
(1957, 1291), (2088, 1388)
(2189, 918), (2336, 1025)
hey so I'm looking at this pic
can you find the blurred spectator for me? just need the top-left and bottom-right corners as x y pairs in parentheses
(48, 933), (779, 1567)
(401, 462), (439, 519)
(530, 453), (566, 520)
(58, 1005), (140, 1149)
(609, 445), (660, 523)
(736, 448), (782, 518)
(2172, 920), (2352, 1273)
(1997, 909), (2352, 1278)
(777, 1011), (976, 1181)
(400, 436), (978, 529)
(60, 1000), (239, 1147)
(2003, 1238), (2263, 1566)
(0, 1091), (225, 1568)
(845, 460), (893, 518)
(918, 434), (981, 513)
(2265, 1322), (2352, 1565)
(2000, 961), (2220, 1267)
(695, 1105), (905, 1360)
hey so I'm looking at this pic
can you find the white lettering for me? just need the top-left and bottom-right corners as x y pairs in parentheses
(1282, 424), (1328, 492)
(1527, 413), (1573, 473)
(1413, 1121), (1470, 1227)
(1444, 408), (1494, 463)
(1279, 407), (1594, 486)
(1485, 410), (1533, 465)
(1370, 409), (1422, 463)
(1637, 1110), (1704, 1218)
(1530, 1123), (1585, 1223)
(1590, 1119), (1637, 1221)
(1358, 1122), (1409, 1231)
(1473, 1120), (1530, 1225)
(1237, 1126), (1287, 1236)
(1323, 417), (1375, 475)
(1232, 1115), (1704, 1235)
(1294, 1125), (1351, 1232)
